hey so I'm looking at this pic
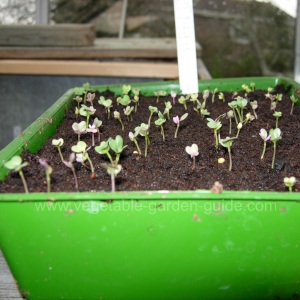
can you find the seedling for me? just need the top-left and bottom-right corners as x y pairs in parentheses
(164, 101), (172, 120)
(259, 128), (270, 159)
(226, 110), (234, 134)
(178, 95), (188, 110)
(236, 122), (242, 138)
(124, 106), (134, 121)
(185, 143), (199, 170)
(95, 141), (113, 164)
(148, 106), (158, 126)
(250, 82), (255, 91)
(52, 138), (64, 162)
(243, 113), (255, 125)
(86, 124), (98, 147)
(114, 111), (124, 130)
(242, 84), (251, 93)
(73, 95), (82, 116)
(129, 131), (141, 155)
(38, 158), (52, 193)
(190, 93), (199, 105)
(72, 141), (95, 178)
(211, 88), (218, 103)
(273, 111), (282, 128)
(284, 176), (296, 192)
(269, 128), (282, 169)
(132, 88), (140, 112)
(275, 93), (283, 104)
(202, 89), (210, 108)
(122, 84), (131, 95)
(79, 104), (96, 125)
(206, 114), (224, 150)
(290, 93), (299, 115)
(155, 112), (166, 142)
(218, 92), (225, 102)
(135, 123), (150, 157)
(154, 90), (167, 103)
(118, 95), (131, 106)
(72, 121), (87, 141)
(173, 113), (188, 139)
(219, 135), (236, 171)
(228, 101), (238, 125)
(93, 118), (102, 143)
(98, 96), (113, 119)
(265, 87), (274, 99)
(250, 100), (258, 119)
(100, 163), (122, 192)
(108, 135), (127, 164)
(4, 155), (29, 193)
(171, 90), (177, 105)
(86, 92), (95, 106)
(63, 153), (79, 191)
(235, 96), (248, 123)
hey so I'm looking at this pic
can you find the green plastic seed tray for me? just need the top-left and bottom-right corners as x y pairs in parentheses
(0, 77), (299, 299)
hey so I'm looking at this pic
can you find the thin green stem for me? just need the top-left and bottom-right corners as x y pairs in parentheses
(87, 154), (95, 175)
(174, 123), (180, 138)
(19, 169), (29, 194)
(46, 172), (51, 193)
(118, 118), (124, 130)
(133, 139), (141, 155)
(214, 130), (218, 150)
(161, 126), (165, 142)
(111, 173), (115, 192)
(148, 112), (153, 126)
(57, 146), (64, 162)
(271, 142), (277, 169)
(228, 147), (232, 171)
(229, 118), (232, 135)
(144, 138), (148, 157)
(261, 141), (266, 160)
(275, 117), (279, 128)
(71, 166), (79, 191)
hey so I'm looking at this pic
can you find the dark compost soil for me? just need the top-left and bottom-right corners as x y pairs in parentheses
(1, 84), (300, 193)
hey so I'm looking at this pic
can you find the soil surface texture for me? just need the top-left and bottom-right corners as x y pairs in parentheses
(1, 84), (300, 193)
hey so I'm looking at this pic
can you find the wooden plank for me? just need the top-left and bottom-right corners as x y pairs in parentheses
(0, 38), (202, 59)
(0, 59), (179, 78)
(197, 58), (212, 79)
(0, 251), (22, 299)
(0, 24), (95, 47)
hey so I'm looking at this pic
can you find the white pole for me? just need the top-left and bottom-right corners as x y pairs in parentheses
(173, 0), (199, 94)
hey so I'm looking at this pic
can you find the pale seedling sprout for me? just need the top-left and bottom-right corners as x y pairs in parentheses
(98, 96), (113, 119)
(178, 95), (188, 110)
(79, 104), (96, 125)
(273, 111), (282, 128)
(206, 114), (224, 150)
(170, 90), (177, 105)
(108, 135), (127, 164)
(155, 112), (166, 142)
(52, 138), (64, 162)
(4, 155), (29, 193)
(86, 124), (98, 147)
(72, 141), (95, 178)
(100, 163), (122, 192)
(95, 141), (114, 164)
(259, 129), (270, 160)
(163, 101), (172, 120)
(269, 128), (282, 169)
(148, 106), (158, 126)
(63, 153), (79, 191)
(173, 113), (188, 139)
(114, 111), (125, 130)
(129, 131), (141, 155)
(72, 121), (87, 141)
(135, 123), (150, 157)
(38, 158), (52, 193)
(250, 100), (258, 119)
(219, 135), (236, 171)
(284, 177), (296, 192)
(185, 144), (199, 170)
(290, 94), (298, 115)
